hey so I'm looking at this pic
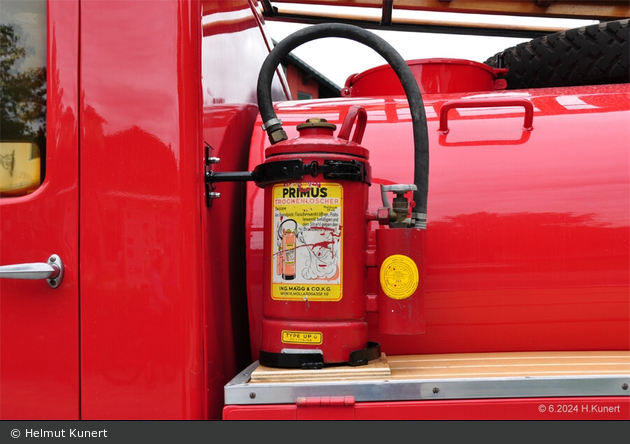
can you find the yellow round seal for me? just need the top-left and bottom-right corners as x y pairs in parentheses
(380, 254), (419, 300)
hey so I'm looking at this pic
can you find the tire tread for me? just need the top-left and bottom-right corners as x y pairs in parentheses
(484, 20), (629, 89)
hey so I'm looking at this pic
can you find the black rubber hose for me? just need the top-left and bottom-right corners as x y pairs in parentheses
(256, 23), (429, 225)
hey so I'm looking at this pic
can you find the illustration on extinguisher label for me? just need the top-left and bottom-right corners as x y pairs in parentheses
(272, 182), (343, 301)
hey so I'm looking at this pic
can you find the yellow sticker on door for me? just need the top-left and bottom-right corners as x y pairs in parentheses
(380, 254), (419, 300)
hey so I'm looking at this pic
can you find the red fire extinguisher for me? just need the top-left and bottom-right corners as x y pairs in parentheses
(253, 105), (427, 369)
(256, 106), (381, 368)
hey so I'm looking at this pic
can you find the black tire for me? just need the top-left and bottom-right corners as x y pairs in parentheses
(484, 19), (629, 89)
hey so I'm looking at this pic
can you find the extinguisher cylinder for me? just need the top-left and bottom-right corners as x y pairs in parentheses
(376, 228), (426, 335)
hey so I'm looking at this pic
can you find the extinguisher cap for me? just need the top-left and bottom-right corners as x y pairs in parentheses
(296, 118), (337, 132)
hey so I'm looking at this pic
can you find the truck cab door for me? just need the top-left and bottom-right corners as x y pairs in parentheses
(0, 0), (80, 419)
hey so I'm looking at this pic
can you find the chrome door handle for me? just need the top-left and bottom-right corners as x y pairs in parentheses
(0, 254), (65, 288)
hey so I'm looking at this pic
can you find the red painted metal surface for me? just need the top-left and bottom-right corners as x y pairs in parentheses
(79, 0), (206, 419)
(375, 228), (426, 335)
(342, 58), (508, 97)
(224, 397), (630, 420)
(201, 0), (289, 419)
(246, 84), (630, 361)
(202, 104), (260, 419)
(77, 0), (287, 420)
(0, 0), (80, 420)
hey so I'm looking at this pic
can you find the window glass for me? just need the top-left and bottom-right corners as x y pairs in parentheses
(1, 0), (46, 197)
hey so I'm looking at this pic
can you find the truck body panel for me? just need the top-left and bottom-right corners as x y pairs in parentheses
(0, 0), (628, 420)
(224, 396), (630, 420)
(79, 0), (208, 419)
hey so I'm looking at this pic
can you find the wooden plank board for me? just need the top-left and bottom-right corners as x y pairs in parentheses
(249, 351), (630, 384)
(387, 351), (630, 380)
(250, 353), (391, 383)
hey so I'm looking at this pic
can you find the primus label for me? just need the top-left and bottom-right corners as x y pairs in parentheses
(271, 182), (342, 301)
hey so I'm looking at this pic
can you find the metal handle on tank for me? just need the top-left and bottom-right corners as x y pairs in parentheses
(438, 98), (534, 134)
(337, 105), (367, 144)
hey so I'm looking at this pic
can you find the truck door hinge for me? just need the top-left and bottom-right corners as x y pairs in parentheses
(296, 396), (355, 407)
(204, 142), (220, 207)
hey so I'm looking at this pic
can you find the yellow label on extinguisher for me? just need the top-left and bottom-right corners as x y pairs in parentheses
(380, 254), (419, 300)
(271, 182), (343, 301)
(281, 330), (323, 345)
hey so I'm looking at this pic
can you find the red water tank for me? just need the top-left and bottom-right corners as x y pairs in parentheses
(246, 83), (630, 360)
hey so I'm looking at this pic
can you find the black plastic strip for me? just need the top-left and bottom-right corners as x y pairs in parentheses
(252, 159), (370, 187)
(259, 350), (324, 369)
(252, 160), (304, 187)
(348, 342), (381, 366)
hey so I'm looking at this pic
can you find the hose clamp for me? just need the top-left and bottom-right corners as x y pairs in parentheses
(261, 118), (283, 131)
(414, 212), (427, 229)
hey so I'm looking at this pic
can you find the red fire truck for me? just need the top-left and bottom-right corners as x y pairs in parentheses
(1, 0), (628, 420)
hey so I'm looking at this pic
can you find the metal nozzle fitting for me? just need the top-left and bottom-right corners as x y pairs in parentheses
(269, 129), (288, 144)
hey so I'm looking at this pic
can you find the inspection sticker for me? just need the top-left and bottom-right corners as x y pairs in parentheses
(380, 254), (419, 300)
